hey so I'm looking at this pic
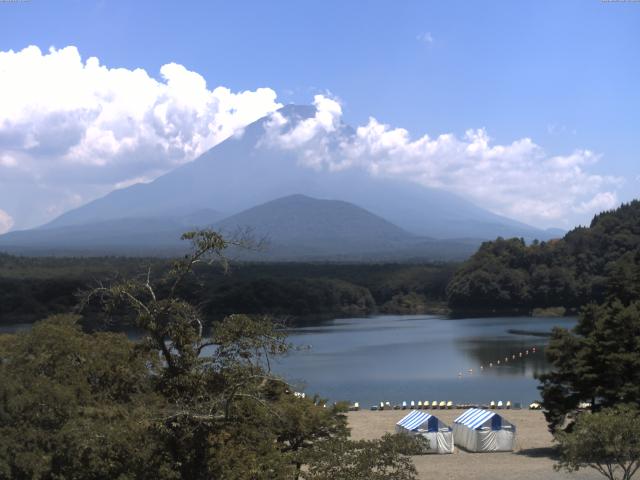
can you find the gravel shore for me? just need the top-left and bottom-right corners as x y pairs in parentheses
(347, 409), (601, 480)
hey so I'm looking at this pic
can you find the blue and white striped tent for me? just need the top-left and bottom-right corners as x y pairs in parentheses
(453, 408), (516, 452)
(395, 410), (453, 454)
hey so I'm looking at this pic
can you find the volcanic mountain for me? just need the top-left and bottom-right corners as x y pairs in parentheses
(0, 105), (561, 259)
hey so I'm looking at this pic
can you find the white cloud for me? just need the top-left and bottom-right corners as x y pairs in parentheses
(262, 102), (622, 228)
(0, 45), (623, 231)
(0, 209), (14, 234)
(265, 94), (342, 147)
(113, 175), (155, 190)
(0, 154), (17, 167)
(261, 94), (345, 170)
(575, 192), (618, 214)
(417, 32), (434, 45)
(0, 45), (282, 229)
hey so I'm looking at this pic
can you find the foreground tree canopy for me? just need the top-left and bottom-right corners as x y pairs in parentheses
(540, 300), (640, 431)
(0, 230), (421, 479)
(446, 200), (640, 313)
(525, 204), (640, 479)
(555, 406), (640, 480)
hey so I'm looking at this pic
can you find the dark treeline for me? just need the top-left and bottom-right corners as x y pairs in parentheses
(446, 200), (640, 314)
(0, 231), (424, 479)
(0, 255), (456, 325)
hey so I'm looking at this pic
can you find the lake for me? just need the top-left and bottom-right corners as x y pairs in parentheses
(274, 314), (577, 407)
(0, 314), (576, 408)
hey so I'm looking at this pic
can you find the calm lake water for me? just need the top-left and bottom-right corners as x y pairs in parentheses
(274, 315), (577, 407)
(0, 314), (576, 407)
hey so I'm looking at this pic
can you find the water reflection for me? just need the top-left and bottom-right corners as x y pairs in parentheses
(0, 314), (576, 406)
(456, 338), (549, 378)
(274, 315), (576, 406)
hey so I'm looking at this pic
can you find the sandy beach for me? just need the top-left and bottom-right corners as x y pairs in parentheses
(347, 409), (601, 480)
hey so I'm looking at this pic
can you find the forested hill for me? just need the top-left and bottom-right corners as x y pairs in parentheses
(0, 256), (456, 325)
(446, 200), (640, 313)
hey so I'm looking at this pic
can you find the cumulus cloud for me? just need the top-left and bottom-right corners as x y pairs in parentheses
(0, 45), (623, 231)
(575, 192), (618, 214)
(262, 98), (621, 227)
(0, 209), (14, 234)
(0, 45), (281, 229)
(261, 94), (346, 170)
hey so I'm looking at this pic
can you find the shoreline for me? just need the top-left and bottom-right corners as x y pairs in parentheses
(347, 409), (600, 480)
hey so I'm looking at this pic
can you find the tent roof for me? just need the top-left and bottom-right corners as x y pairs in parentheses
(454, 408), (500, 430)
(397, 410), (436, 431)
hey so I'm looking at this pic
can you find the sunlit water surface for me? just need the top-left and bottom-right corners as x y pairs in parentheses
(0, 314), (576, 407)
(273, 315), (576, 406)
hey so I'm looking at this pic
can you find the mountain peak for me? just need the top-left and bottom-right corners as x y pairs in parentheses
(276, 104), (317, 120)
(30, 103), (559, 243)
(270, 193), (319, 203)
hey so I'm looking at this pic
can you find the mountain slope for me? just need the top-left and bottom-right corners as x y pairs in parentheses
(215, 194), (413, 254)
(0, 210), (224, 255)
(42, 104), (559, 241)
(0, 194), (480, 260)
(212, 194), (480, 260)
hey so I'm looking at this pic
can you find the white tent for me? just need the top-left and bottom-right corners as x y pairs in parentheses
(453, 408), (516, 452)
(395, 410), (454, 454)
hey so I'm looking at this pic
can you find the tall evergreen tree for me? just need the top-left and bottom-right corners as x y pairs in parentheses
(539, 300), (640, 431)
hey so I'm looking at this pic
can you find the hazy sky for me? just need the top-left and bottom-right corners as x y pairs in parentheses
(0, 0), (638, 232)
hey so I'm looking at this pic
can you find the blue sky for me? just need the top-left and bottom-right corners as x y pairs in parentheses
(0, 0), (638, 231)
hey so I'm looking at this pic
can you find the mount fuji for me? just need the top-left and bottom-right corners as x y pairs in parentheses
(0, 104), (561, 259)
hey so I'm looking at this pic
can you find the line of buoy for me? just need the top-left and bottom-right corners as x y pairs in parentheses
(459, 346), (540, 379)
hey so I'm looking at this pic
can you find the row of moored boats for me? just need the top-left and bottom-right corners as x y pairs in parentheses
(347, 400), (545, 411)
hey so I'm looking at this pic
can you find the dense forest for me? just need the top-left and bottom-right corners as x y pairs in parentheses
(446, 200), (640, 314)
(0, 231), (423, 479)
(0, 254), (456, 326)
(5, 200), (639, 324)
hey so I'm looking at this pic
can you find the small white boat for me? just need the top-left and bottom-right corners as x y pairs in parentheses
(490, 401), (496, 409)
(402, 401), (407, 410)
(410, 401), (415, 409)
(497, 400), (503, 409)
